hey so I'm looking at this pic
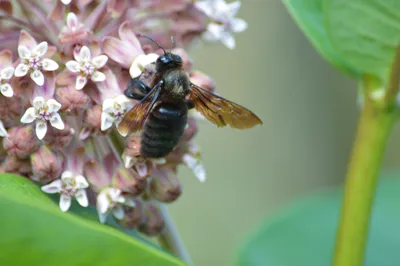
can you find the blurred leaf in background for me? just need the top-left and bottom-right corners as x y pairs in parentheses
(237, 174), (400, 266)
(0, 174), (186, 266)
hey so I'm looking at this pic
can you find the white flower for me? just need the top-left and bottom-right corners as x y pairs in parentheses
(20, 96), (65, 140)
(96, 187), (135, 223)
(0, 120), (7, 137)
(123, 154), (165, 177)
(66, 46), (108, 90)
(41, 171), (89, 212)
(182, 153), (206, 183)
(195, 0), (247, 49)
(0, 66), (14, 97)
(101, 94), (132, 134)
(61, 0), (71, 5)
(14, 41), (59, 86)
(129, 53), (159, 78)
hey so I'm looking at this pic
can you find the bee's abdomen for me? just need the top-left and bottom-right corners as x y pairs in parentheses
(141, 102), (187, 158)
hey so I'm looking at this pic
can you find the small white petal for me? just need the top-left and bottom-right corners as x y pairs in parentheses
(221, 32), (236, 49)
(112, 205), (125, 220)
(0, 121), (7, 137)
(183, 154), (206, 183)
(0, 84), (13, 97)
(61, 171), (74, 180)
(225, 1), (241, 17)
(97, 192), (110, 214)
(0, 66), (14, 80)
(76, 76), (87, 90)
(30, 69), (44, 86)
(46, 99), (62, 112)
(231, 18), (248, 33)
(98, 212), (108, 224)
(140, 53), (159, 67)
(33, 42), (48, 57)
(91, 71), (105, 82)
(33, 96), (45, 109)
(14, 64), (29, 77)
(41, 180), (63, 194)
(49, 113), (65, 130)
(102, 98), (115, 113)
(124, 199), (136, 208)
(36, 120), (48, 140)
(115, 95), (131, 110)
(195, 1), (213, 17)
(123, 155), (134, 168)
(41, 59), (59, 71)
(75, 175), (89, 188)
(193, 163), (206, 183)
(91, 55), (108, 69)
(66, 12), (78, 28)
(59, 194), (72, 212)
(61, 0), (72, 4)
(129, 64), (142, 79)
(75, 189), (88, 207)
(101, 112), (115, 131)
(136, 163), (148, 177)
(79, 46), (91, 62)
(18, 45), (30, 59)
(20, 107), (37, 124)
(108, 188), (123, 202)
(65, 60), (81, 73)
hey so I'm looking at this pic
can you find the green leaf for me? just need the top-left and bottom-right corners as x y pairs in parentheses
(0, 174), (186, 266)
(323, 0), (400, 81)
(237, 175), (400, 266)
(282, 0), (359, 76)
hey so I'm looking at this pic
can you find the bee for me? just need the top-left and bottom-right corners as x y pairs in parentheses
(118, 36), (262, 159)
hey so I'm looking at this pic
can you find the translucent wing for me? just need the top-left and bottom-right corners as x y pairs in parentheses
(189, 84), (262, 129)
(118, 101), (152, 135)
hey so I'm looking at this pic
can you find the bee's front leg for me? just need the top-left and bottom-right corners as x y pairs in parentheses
(124, 78), (152, 101)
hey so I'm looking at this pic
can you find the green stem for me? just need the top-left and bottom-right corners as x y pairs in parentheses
(332, 93), (396, 266)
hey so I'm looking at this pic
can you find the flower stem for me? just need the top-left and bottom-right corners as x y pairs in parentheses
(332, 44), (400, 266)
(332, 99), (395, 266)
(108, 130), (192, 264)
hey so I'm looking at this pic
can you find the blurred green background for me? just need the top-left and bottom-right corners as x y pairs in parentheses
(169, 1), (400, 265)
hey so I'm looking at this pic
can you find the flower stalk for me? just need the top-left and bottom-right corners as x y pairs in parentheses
(333, 46), (400, 266)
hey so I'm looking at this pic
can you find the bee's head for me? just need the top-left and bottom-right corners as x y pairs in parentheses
(156, 53), (182, 72)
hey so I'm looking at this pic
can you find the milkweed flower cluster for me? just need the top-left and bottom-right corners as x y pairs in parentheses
(0, 0), (247, 236)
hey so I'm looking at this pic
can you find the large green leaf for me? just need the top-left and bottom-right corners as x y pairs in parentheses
(323, 0), (400, 81)
(282, 0), (359, 76)
(0, 174), (186, 266)
(237, 176), (400, 266)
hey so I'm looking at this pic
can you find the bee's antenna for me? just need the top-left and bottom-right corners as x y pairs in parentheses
(137, 33), (167, 55)
(170, 36), (176, 52)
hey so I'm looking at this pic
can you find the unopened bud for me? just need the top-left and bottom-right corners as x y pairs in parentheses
(118, 199), (145, 229)
(84, 158), (110, 191)
(138, 203), (165, 236)
(0, 95), (23, 127)
(149, 168), (182, 203)
(3, 126), (40, 159)
(31, 146), (62, 183)
(123, 136), (154, 178)
(80, 105), (103, 140)
(43, 123), (74, 150)
(112, 167), (147, 196)
(3, 156), (32, 177)
(190, 71), (216, 92)
(55, 85), (90, 114)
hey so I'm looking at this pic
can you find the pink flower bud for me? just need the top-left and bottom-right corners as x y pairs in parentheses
(84, 158), (110, 190)
(124, 135), (141, 158)
(80, 105), (103, 139)
(31, 146), (62, 183)
(43, 123), (74, 151)
(190, 71), (216, 92)
(3, 126), (40, 159)
(112, 167), (147, 196)
(55, 85), (90, 114)
(138, 203), (165, 236)
(117, 199), (145, 229)
(3, 156), (32, 177)
(149, 168), (182, 203)
(0, 95), (23, 127)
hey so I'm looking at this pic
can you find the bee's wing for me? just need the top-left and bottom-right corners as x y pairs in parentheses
(189, 84), (263, 129)
(117, 100), (152, 135)
(118, 80), (164, 135)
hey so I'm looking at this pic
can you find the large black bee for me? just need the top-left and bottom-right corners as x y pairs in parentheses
(118, 36), (262, 158)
